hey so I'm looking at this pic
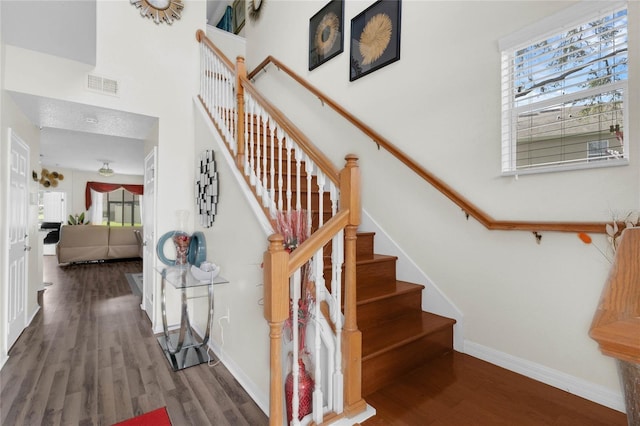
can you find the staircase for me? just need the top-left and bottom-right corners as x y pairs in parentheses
(353, 232), (456, 395)
(197, 32), (457, 422)
(248, 122), (457, 396)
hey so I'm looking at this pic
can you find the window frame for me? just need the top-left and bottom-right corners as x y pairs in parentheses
(499, 1), (629, 175)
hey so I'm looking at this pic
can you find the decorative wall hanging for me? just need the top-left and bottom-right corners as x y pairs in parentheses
(309, 0), (344, 71)
(232, 0), (246, 34)
(349, 0), (401, 81)
(195, 150), (219, 228)
(130, 0), (184, 25)
(248, 0), (264, 22)
(34, 168), (64, 188)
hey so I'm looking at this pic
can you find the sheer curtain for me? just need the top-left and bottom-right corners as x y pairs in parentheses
(89, 189), (103, 224)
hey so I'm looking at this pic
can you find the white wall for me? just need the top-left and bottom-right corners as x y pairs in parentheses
(3, 0), (205, 239)
(243, 0), (639, 410)
(192, 101), (270, 411)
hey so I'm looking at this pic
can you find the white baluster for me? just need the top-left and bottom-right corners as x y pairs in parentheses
(269, 119), (276, 216)
(277, 128), (284, 212)
(332, 228), (344, 413)
(285, 136), (293, 213)
(316, 173), (326, 228)
(291, 269), (301, 426)
(255, 106), (262, 196)
(304, 156), (313, 233)
(262, 114), (269, 207)
(231, 69), (238, 155)
(294, 148), (303, 211)
(313, 248), (324, 423)
(244, 95), (250, 177)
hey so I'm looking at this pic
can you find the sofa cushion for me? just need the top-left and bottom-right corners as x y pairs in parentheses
(57, 225), (109, 263)
(108, 227), (142, 259)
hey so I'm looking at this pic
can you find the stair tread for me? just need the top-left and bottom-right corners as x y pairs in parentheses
(362, 311), (456, 359)
(357, 280), (424, 304)
(357, 253), (397, 265)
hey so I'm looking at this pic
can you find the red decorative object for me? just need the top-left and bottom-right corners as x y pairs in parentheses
(285, 358), (314, 424)
(113, 407), (172, 425)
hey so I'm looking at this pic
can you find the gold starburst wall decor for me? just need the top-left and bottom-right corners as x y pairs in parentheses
(130, 0), (183, 25)
(359, 13), (392, 65)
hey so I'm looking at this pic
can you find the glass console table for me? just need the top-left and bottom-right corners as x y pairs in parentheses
(156, 265), (228, 371)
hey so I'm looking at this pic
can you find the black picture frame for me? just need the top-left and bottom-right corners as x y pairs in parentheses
(349, 0), (401, 81)
(232, 0), (246, 34)
(309, 0), (344, 71)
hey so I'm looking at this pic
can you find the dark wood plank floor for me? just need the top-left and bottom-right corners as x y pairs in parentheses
(362, 351), (627, 426)
(0, 256), (267, 426)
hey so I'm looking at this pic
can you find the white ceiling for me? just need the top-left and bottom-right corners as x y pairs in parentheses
(2, 1), (158, 176)
(9, 91), (158, 176)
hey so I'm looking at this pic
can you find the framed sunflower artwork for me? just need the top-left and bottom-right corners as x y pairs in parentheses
(309, 0), (344, 71)
(349, 0), (401, 81)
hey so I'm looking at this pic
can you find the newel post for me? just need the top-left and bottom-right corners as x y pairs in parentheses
(263, 234), (289, 426)
(340, 154), (367, 415)
(236, 56), (246, 169)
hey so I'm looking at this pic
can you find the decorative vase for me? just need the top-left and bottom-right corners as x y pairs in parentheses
(172, 210), (191, 266)
(285, 358), (314, 424)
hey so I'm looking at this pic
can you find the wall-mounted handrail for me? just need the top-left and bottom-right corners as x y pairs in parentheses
(249, 55), (613, 235)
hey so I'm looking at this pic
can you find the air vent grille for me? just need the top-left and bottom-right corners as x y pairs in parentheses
(87, 74), (119, 96)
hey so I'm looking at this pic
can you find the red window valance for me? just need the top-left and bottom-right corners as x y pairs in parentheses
(85, 181), (144, 210)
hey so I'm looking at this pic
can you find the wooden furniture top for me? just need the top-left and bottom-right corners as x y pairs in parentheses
(590, 228), (640, 364)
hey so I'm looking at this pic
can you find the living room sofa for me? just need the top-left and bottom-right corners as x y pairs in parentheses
(56, 225), (142, 264)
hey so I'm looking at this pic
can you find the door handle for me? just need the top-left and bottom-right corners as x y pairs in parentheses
(24, 245), (32, 251)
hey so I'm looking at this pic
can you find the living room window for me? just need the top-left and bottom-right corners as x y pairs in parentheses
(102, 189), (141, 226)
(500, 3), (628, 174)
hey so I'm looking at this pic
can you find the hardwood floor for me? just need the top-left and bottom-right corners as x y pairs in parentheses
(361, 351), (627, 426)
(0, 256), (267, 426)
(2, 257), (627, 426)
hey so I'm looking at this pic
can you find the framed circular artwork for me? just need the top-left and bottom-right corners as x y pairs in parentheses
(308, 0), (344, 71)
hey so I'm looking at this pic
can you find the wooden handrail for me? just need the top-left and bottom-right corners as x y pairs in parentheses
(288, 210), (349, 273)
(239, 75), (341, 185)
(249, 56), (613, 235)
(590, 228), (640, 364)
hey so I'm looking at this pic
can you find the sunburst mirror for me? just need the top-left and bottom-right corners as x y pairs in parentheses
(130, 0), (184, 25)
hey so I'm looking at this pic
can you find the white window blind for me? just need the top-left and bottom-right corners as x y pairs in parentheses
(501, 5), (628, 173)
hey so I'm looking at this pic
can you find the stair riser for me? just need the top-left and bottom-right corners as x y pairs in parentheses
(358, 291), (423, 330)
(357, 258), (397, 289)
(322, 232), (375, 261)
(362, 327), (453, 396)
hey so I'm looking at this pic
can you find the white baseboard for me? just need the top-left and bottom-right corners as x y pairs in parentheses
(26, 305), (40, 327)
(463, 340), (625, 412)
(207, 338), (269, 415)
(191, 324), (269, 415)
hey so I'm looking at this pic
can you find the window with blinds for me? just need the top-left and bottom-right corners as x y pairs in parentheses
(501, 5), (628, 173)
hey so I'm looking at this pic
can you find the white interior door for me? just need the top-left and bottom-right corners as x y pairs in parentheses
(142, 147), (157, 324)
(6, 129), (30, 351)
(42, 191), (66, 223)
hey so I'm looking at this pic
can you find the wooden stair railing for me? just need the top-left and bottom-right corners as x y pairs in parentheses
(196, 30), (366, 425)
(249, 55), (616, 235)
(589, 227), (640, 425)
